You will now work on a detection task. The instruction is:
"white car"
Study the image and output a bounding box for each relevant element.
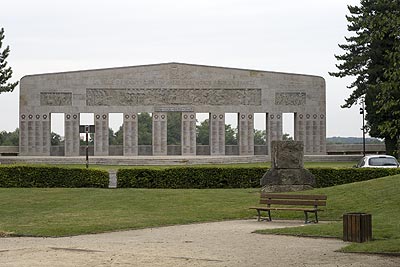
[356,155,400,168]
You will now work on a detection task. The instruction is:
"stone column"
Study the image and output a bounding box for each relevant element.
[152,112,167,156]
[27,114,34,155]
[209,113,225,155]
[271,112,326,156]
[65,113,80,156]
[300,113,326,155]
[266,113,282,155]
[123,113,138,156]
[19,113,29,155]
[294,113,305,152]
[238,113,254,155]
[41,113,51,155]
[304,113,312,154]
[94,113,109,156]
[34,114,42,155]
[181,112,196,156]
[319,114,326,154]
[19,113,51,156]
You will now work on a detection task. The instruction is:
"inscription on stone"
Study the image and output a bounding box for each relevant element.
[275,92,306,106]
[86,88,262,106]
[155,107,194,112]
[40,92,72,106]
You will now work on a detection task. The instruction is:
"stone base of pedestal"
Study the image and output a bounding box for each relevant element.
[261,184,314,193]
[260,168,315,189]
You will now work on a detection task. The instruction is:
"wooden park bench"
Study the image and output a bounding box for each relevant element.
[249,193,327,224]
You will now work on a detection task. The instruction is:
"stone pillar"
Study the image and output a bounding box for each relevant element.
[41,113,51,155]
[294,113,305,151]
[181,112,196,156]
[152,112,167,156]
[238,113,254,155]
[266,113,282,155]
[65,113,80,156]
[94,113,109,156]
[319,114,326,154]
[20,113,51,156]
[123,113,138,156]
[304,114,313,155]
[298,113,327,155]
[19,113,28,156]
[27,114,34,155]
[209,113,225,155]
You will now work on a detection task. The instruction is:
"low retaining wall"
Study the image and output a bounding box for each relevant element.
[0,154,362,166]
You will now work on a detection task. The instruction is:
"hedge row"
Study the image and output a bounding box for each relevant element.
[1,165,399,189]
[117,167,400,189]
[117,167,266,188]
[0,166,109,188]
[310,168,400,188]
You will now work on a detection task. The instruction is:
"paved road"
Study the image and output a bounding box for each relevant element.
[1,220,399,266]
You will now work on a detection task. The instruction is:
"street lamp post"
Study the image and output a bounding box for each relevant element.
[360,101,366,157]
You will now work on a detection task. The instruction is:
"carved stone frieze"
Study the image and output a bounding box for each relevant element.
[40,92,72,106]
[86,88,262,106]
[275,92,306,106]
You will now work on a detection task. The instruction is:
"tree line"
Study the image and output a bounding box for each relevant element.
[330,0,400,157]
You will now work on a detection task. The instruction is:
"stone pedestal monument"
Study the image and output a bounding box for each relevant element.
[260,141,315,192]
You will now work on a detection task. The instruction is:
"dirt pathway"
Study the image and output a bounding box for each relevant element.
[1,220,398,266]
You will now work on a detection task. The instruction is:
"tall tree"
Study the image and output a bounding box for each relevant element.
[51,132,63,146]
[225,124,237,145]
[138,112,152,145]
[196,119,209,145]
[0,128,19,145]
[167,112,181,145]
[254,129,266,145]
[109,126,124,145]
[330,0,400,157]
[0,28,18,94]
[195,119,238,145]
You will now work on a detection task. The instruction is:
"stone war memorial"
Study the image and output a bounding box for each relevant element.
[260,140,316,192]
[19,62,326,158]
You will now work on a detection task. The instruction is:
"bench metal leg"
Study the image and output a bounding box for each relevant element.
[304,211,309,224]
[255,209,272,222]
[304,211,319,224]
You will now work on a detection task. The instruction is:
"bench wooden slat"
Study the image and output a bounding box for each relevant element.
[249,207,324,212]
[261,193,327,200]
[260,199,327,206]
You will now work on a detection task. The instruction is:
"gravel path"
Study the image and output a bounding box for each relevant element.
[1,220,399,266]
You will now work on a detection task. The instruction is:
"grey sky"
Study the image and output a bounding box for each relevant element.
[1,0,363,137]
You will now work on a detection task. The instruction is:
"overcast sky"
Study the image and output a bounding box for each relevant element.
[1,0,364,137]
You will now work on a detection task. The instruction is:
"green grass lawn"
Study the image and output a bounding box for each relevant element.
[255,174,400,254]
[0,188,259,237]
[1,165,398,254]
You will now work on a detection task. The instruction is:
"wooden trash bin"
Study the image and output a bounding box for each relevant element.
[343,213,372,243]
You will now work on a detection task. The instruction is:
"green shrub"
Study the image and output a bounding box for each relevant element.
[117,167,400,189]
[309,168,400,187]
[0,165,109,188]
[117,167,266,188]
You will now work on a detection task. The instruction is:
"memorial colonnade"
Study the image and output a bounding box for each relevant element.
[20,110,285,156]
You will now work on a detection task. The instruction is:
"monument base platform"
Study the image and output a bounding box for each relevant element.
[0,155,362,166]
